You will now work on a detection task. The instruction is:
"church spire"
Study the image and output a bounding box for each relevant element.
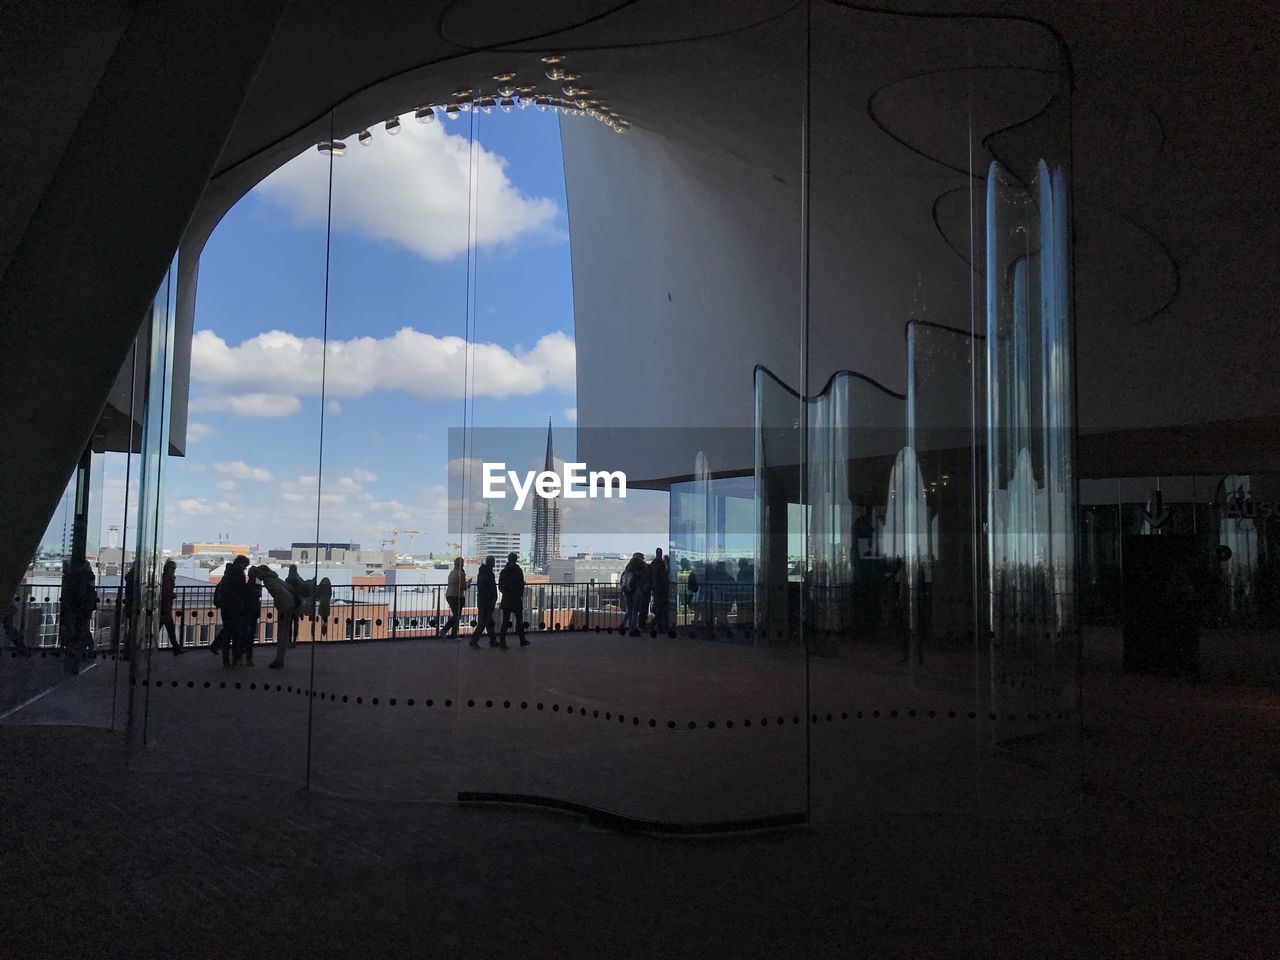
[543,416,555,471]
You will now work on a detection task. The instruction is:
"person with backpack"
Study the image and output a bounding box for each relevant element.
[618,553,650,636]
[210,561,243,666]
[470,555,498,648]
[497,553,529,648]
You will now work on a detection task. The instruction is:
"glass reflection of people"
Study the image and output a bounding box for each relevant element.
[159,559,185,655]
[442,557,469,638]
[4,595,31,656]
[470,556,498,648]
[685,570,700,625]
[122,561,139,659]
[649,548,670,632]
[254,567,296,669]
[497,553,528,648]
[60,559,97,673]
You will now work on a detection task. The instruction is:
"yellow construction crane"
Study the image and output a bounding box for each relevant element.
[367,527,428,562]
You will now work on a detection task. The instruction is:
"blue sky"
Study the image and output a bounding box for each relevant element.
[159,109,666,556]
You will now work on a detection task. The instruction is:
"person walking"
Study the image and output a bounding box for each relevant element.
[497,553,528,648]
[649,548,670,632]
[255,567,296,669]
[159,559,185,655]
[470,556,498,648]
[442,557,469,638]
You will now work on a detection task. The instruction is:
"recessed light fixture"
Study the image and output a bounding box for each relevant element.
[384,117,401,135]
[317,140,347,155]
[357,129,372,145]
[414,105,435,123]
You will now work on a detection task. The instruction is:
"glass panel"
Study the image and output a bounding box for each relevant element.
[807,3,1078,818]
[304,105,467,800]
[451,9,809,827]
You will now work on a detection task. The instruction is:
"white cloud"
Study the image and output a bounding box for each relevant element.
[179,498,214,515]
[256,120,560,262]
[190,392,302,418]
[350,467,377,484]
[564,407,577,422]
[186,422,215,443]
[216,480,236,493]
[214,460,274,482]
[191,328,574,401]
[326,399,343,415]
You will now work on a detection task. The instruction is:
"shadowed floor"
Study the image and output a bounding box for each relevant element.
[1,627,1276,957]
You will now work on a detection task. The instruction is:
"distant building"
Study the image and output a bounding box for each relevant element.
[474,503,521,560]
[546,557,625,585]
[530,419,562,570]
[284,542,392,575]
[182,542,250,559]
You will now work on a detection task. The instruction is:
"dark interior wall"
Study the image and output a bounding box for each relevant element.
[0,0,290,606]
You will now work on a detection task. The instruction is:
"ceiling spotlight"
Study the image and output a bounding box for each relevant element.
[317,140,347,155]
[414,105,435,123]
[535,95,551,111]
[499,96,515,112]
[498,84,516,98]
[516,84,537,94]
[445,103,461,119]
[561,72,579,83]
[540,55,564,64]
[493,72,517,82]
[477,95,496,114]
[384,117,401,135]
[545,67,565,81]
[357,129,372,145]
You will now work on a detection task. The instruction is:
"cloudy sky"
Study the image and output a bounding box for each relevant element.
[143,109,665,557]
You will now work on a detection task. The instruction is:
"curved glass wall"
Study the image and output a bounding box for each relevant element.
[4,1,1087,829]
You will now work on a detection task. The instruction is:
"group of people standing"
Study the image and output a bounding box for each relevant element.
[442,553,531,649]
[618,548,670,635]
[206,558,329,669]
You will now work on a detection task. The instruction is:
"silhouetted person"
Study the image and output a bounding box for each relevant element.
[316,577,332,641]
[649,548,669,632]
[4,595,31,656]
[237,569,261,666]
[470,556,498,648]
[442,557,469,638]
[498,553,528,648]
[159,559,185,655]
[285,564,306,642]
[254,567,296,668]
[211,561,244,666]
[618,553,650,636]
[686,570,700,625]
